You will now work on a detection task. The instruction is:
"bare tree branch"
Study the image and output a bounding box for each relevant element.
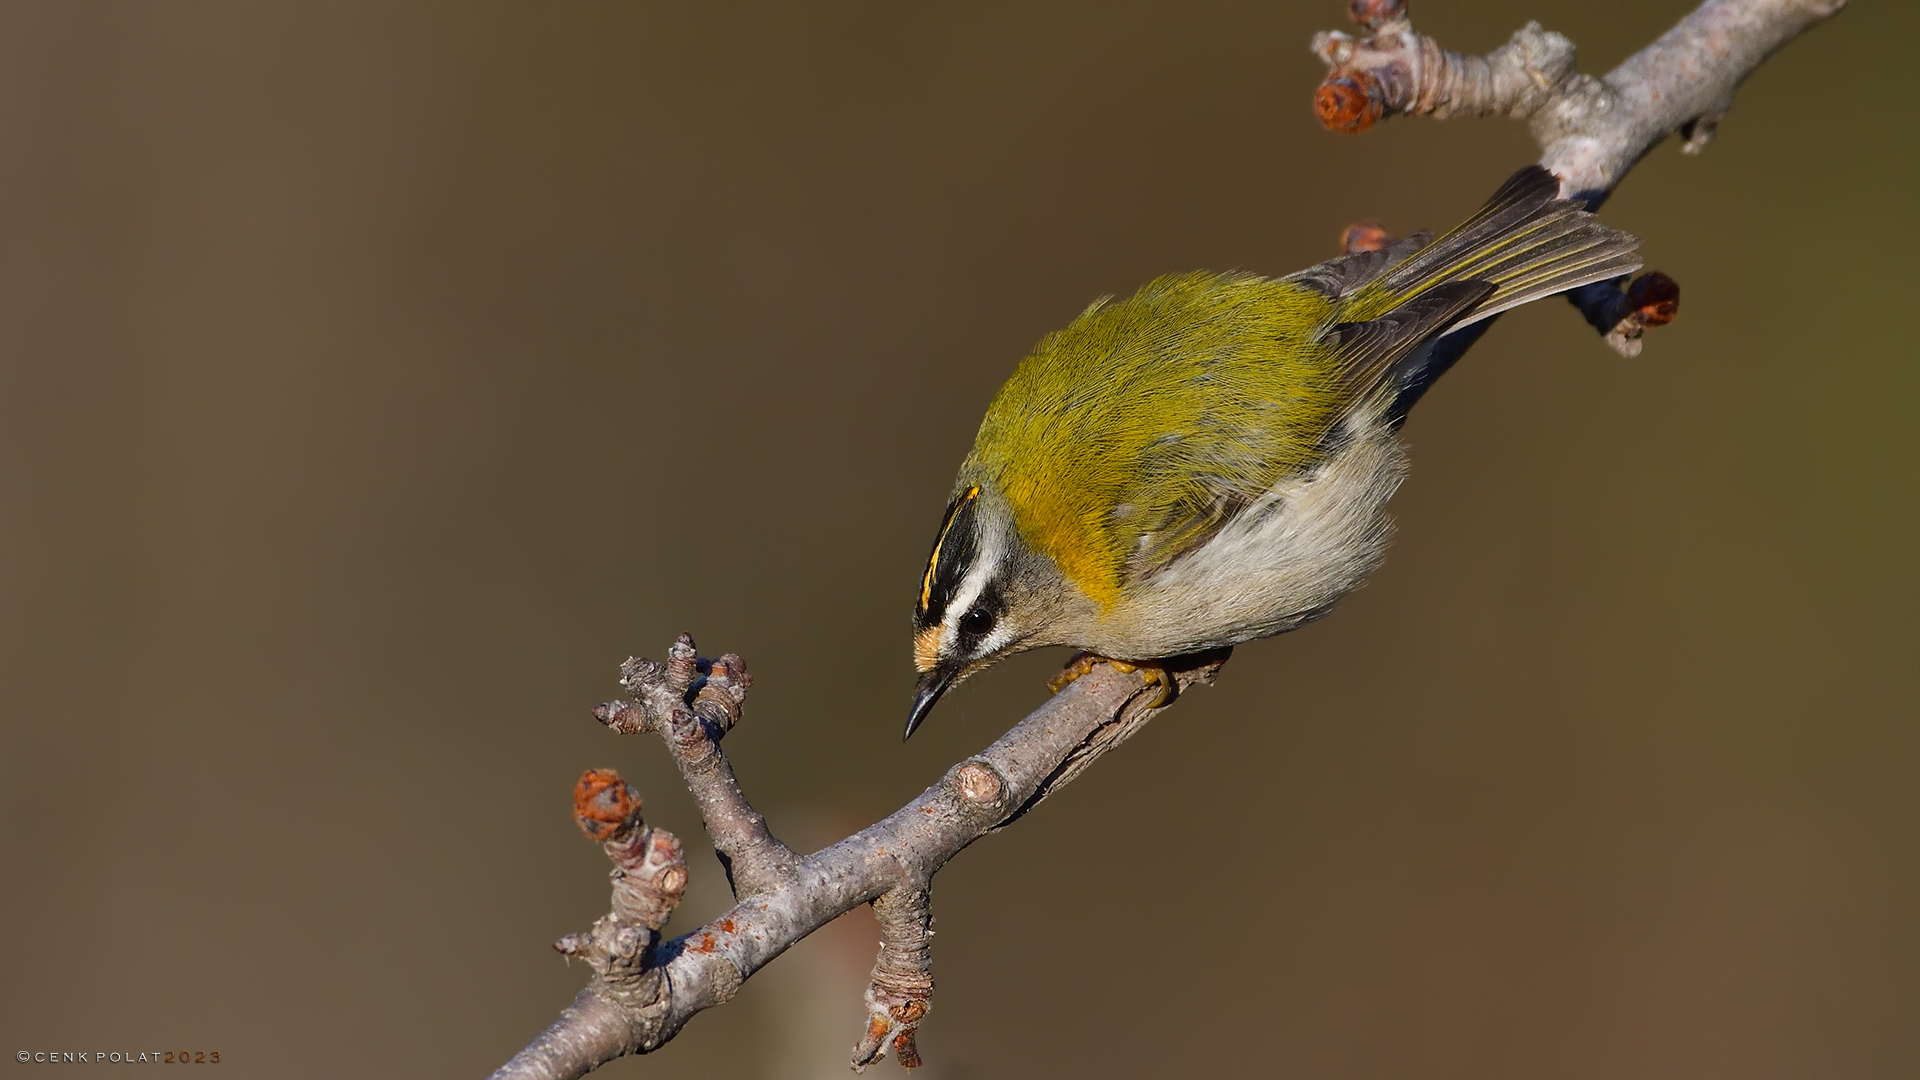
[596,637,799,897]
[1314,0,1843,354]
[491,639,1227,1080]
[505,771,689,1080]
[491,2,1843,1075]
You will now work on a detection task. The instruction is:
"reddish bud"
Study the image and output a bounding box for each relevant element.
[1626,271,1680,327]
[1341,221,1394,253]
[574,768,643,841]
[1315,75,1385,134]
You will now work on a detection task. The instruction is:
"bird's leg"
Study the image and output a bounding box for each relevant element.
[1047,653,1176,708]
[1045,651,1104,692]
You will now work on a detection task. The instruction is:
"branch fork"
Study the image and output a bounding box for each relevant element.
[595,636,798,897]
[492,635,1226,1079]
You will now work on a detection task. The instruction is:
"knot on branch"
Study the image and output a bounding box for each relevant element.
[1313,2,1584,134]
[945,760,1012,823]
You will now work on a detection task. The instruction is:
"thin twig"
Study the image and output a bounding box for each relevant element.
[853,888,935,1070]
[595,635,799,897]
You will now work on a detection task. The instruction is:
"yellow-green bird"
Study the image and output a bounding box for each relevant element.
[904,166,1641,738]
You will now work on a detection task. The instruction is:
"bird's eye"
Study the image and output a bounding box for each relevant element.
[960,607,994,636]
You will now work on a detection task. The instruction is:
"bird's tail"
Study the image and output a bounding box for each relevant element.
[1355,165,1642,327]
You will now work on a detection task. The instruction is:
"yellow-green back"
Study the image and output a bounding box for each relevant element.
[964,271,1345,608]
[957,166,1642,611]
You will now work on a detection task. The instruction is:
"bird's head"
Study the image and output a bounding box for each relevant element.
[905,481,1067,739]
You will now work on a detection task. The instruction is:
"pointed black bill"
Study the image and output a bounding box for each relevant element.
[904,666,958,741]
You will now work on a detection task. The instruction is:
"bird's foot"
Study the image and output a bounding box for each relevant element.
[1047,653,1176,708]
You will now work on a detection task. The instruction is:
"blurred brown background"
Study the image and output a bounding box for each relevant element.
[2,1,1914,1077]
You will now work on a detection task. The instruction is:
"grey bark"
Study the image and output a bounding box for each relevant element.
[1314,0,1842,354]
[492,641,1223,1078]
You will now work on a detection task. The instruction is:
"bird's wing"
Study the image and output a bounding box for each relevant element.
[1120,279,1491,580]
[974,272,1343,606]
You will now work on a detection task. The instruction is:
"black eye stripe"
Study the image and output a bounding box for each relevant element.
[917,488,980,629]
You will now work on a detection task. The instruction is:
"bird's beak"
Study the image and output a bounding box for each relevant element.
[904,664,959,741]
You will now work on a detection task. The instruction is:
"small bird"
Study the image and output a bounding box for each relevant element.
[906,166,1640,738]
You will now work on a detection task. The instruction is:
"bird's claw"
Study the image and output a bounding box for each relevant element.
[1048,652,1175,707]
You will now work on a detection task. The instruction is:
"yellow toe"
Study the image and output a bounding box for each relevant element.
[1048,654,1175,707]
[1046,652,1103,694]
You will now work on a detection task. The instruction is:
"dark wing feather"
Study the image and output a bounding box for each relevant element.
[1369,165,1639,326]
[1328,279,1495,394]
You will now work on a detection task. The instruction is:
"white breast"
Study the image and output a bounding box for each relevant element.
[1078,405,1407,659]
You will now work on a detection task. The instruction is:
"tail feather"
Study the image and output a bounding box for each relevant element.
[1362,165,1641,327]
